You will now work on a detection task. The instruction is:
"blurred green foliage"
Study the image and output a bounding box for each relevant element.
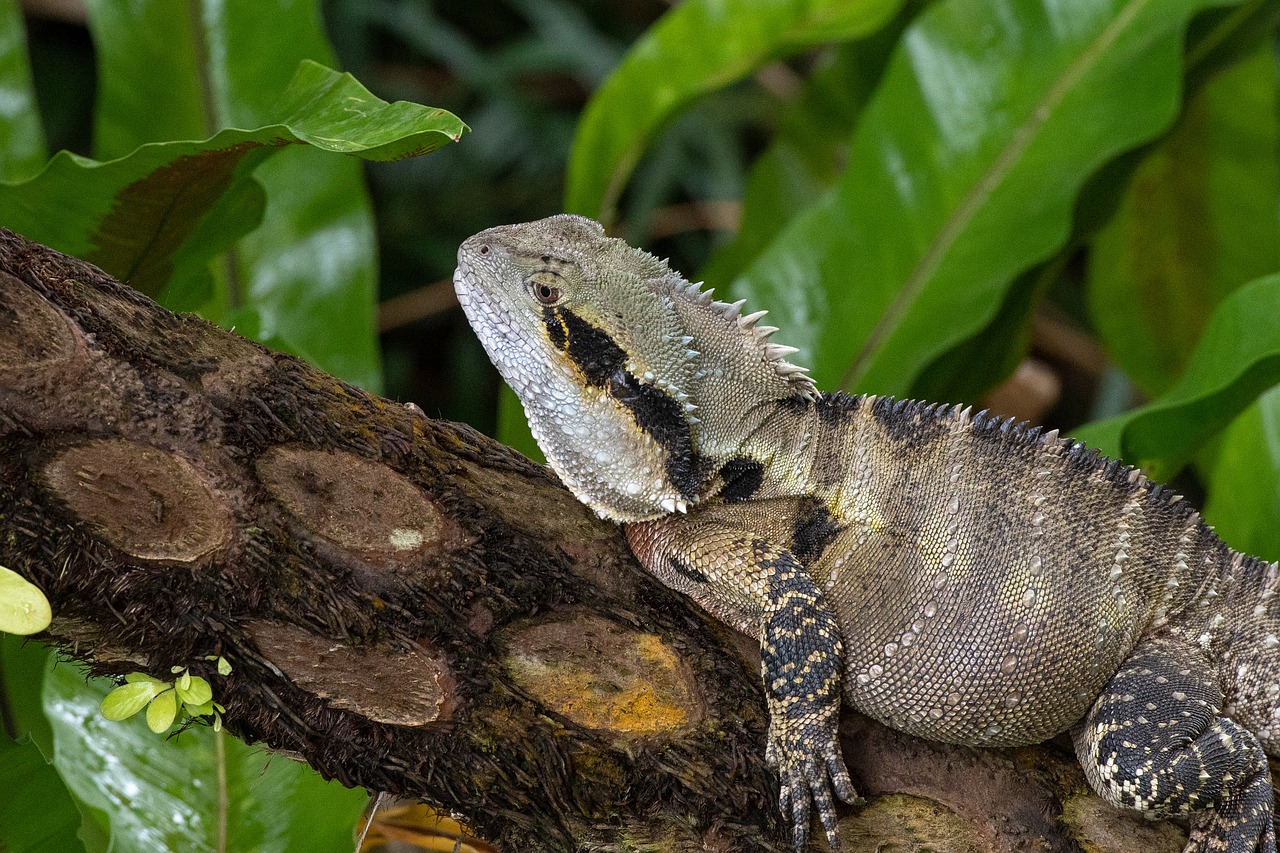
[2,0,1280,849]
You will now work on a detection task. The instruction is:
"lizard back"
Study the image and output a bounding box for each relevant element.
[767,394,1232,746]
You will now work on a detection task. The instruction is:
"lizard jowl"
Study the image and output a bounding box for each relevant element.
[455,213,1280,853]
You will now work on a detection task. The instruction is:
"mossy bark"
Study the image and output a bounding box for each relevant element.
[0,227,1187,852]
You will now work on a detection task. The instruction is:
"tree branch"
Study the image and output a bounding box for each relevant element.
[0,228,1184,852]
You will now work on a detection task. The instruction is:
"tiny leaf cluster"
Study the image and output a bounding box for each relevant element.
[100,656,233,734]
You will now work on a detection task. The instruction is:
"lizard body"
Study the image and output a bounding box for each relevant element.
[455,214,1280,852]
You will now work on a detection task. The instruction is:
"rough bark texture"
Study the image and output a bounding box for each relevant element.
[0,227,1190,852]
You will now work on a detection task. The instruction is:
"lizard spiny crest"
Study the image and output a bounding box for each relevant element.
[454,214,813,522]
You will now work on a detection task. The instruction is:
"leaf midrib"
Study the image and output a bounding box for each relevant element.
[839,0,1152,390]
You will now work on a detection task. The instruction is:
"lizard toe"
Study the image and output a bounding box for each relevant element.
[822,738,857,804]
[784,766,811,851]
[806,756,842,848]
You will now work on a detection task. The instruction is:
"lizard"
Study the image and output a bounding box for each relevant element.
[453,213,1280,852]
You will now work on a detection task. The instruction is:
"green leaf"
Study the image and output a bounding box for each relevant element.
[1205,387,1280,562]
[274,61,465,158]
[0,0,46,181]
[0,565,52,636]
[145,689,178,734]
[125,672,165,685]
[0,634,55,752]
[699,30,903,288]
[1086,45,1280,396]
[185,701,215,718]
[0,736,85,853]
[0,61,465,311]
[734,0,1245,396]
[70,0,467,390]
[100,681,169,721]
[1073,273,1280,480]
[46,664,368,853]
[565,0,904,221]
[175,675,213,708]
[216,656,232,676]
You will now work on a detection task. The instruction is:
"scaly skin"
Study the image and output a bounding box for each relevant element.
[454,214,1280,852]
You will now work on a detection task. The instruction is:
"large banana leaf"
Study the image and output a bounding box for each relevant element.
[1086,46,1280,397]
[732,0,1245,395]
[564,0,904,222]
[1075,273,1280,482]
[41,662,368,853]
[0,0,44,182]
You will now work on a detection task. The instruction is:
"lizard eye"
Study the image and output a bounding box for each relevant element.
[528,273,564,305]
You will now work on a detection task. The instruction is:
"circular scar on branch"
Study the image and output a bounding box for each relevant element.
[501,611,704,736]
[256,447,444,556]
[42,440,232,562]
[0,271,77,374]
[248,621,456,725]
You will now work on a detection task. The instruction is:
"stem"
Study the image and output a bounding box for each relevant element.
[215,726,228,853]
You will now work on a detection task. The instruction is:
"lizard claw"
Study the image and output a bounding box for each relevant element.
[768,714,857,850]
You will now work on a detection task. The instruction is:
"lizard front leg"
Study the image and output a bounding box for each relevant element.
[627,516,856,850]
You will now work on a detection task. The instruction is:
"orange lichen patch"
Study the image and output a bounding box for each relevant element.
[0,271,77,374]
[501,611,703,736]
[42,440,231,561]
[248,621,456,726]
[256,447,444,556]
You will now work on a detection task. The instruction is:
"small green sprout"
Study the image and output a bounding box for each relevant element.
[101,657,232,734]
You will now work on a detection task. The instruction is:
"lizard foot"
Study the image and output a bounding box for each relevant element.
[756,549,856,850]
[767,710,857,850]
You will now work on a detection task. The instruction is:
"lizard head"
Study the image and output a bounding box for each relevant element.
[455,214,815,522]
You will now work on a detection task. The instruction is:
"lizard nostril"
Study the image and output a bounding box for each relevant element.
[479,245,490,254]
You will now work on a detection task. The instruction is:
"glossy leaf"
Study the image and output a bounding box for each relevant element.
[100,681,169,721]
[145,690,178,734]
[1205,387,1280,562]
[699,34,901,288]
[0,564,52,635]
[1073,273,1280,481]
[565,0,904,222]
[734,0,1244,396]
[1087,46,1280,396]
[0,736,85,853]
[46,663,368,853]
[0,633,55,752]
[82,0,468,391]
[0,0,46,181]
[175,675,213,707]
[0,60,464,316]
